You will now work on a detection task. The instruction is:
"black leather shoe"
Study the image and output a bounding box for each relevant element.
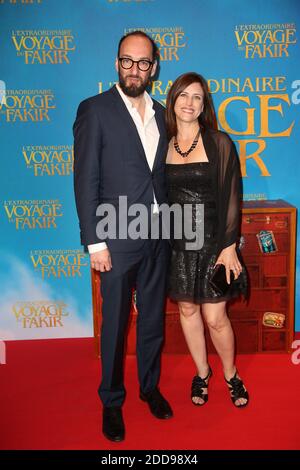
[102,406,125,442]
[140,387,173,419]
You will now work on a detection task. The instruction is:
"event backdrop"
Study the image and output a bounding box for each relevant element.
[0,0,299,340]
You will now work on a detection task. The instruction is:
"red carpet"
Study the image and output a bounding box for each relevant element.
[0,338,300,450]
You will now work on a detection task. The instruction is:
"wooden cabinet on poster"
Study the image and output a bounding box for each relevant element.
[91,199,297,356]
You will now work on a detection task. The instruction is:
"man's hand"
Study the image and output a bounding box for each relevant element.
[90,249,112,272]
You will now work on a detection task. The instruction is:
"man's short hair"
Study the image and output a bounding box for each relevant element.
[118,31,158,62]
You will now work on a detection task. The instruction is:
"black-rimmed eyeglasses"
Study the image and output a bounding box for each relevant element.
[118,57,153,72]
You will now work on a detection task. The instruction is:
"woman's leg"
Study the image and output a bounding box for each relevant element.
[201,301,247,406]
[178,301,210,404]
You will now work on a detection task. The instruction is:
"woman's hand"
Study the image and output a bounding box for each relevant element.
[215,243,242,284]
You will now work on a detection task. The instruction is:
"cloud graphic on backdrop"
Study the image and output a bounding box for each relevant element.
[0,253,92,340]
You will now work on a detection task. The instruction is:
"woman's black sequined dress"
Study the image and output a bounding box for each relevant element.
[166,162,247,303]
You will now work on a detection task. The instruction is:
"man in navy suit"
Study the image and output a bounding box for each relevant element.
[73,31,172,442]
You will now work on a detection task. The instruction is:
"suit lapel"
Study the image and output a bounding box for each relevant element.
[152,102,165,172]
[110,86,151,173]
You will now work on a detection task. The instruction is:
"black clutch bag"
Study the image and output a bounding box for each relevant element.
[209,264,234,296]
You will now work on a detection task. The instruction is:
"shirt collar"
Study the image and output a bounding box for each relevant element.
[116,83,154,112]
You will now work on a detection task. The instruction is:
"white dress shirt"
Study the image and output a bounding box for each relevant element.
[88,84,160,254]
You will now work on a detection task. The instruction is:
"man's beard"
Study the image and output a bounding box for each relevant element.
[119,72,150,98]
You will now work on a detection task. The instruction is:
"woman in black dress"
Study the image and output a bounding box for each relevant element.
[165,72,249,407]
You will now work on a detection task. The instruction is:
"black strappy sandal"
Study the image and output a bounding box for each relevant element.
[225,370,249,408]
[191,366,212,406]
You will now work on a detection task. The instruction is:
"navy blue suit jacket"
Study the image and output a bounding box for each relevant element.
[73,85,169,252]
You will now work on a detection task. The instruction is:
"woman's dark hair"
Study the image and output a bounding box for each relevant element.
[118,31,159,62]
[166,72,217,139]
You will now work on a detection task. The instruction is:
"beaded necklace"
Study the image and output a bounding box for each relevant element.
[173,128,201,158]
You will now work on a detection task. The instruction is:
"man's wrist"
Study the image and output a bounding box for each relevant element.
[88,242,108,254]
